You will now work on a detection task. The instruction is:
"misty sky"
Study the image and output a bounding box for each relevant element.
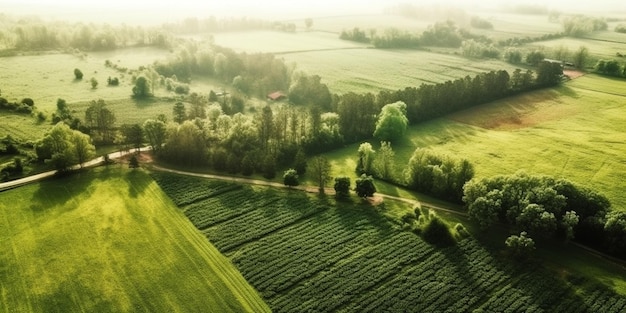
[3,0,624,24]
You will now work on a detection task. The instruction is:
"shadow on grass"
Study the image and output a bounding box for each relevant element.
[30,169,96,213]
[126,169,150,198]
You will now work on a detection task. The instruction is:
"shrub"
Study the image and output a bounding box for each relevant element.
[74,68,83,80]
[422,217,456,246]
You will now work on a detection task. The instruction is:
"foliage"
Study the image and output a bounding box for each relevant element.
[340,27,370,43]
[34,122,95,171]
[595,59,625,77]
[288,74,332,110]
[173,102,187,124]
[562,15,608,37]
[420,20,463,48]
[74,68,83,80]
[572,46,589,69]
[337,92,378,143]
[526,50,545,66]
[505,231,535,258]
[373,101,408,142]
[371,141,395,181]
[355,174,376,198]
[421,216,456,247]
[128,154,139,168]
[143,119,167,153]
[356,142,375,175]
[372,28,420,48]
[460,39,500,59]
[616,24,626,34]
[404,148,474,202]
[293,149,307,175]
[470,16,493,29]
[308,156,331,194]
[536,60,563,86]
[119,124,143,151]
[0,96,35,114]
[283,169,299,187]
[85,99,116,144]
[90,77,98,89]
[161,121,207,166]
[333,176,351,199]
[132,75,152,98]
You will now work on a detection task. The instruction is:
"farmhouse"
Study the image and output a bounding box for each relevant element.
[267,91,286,101]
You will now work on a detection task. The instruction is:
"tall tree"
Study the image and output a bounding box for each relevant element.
[121,124,144,152]
[573,46,589,69]
[143,119,167,153]
[173,102,187,124]
[85,99,116,144]
[373,101,408,142]
[308,156,332,195]
[132,75,152,98]
[372,141,395,180]
[35,122,95,171]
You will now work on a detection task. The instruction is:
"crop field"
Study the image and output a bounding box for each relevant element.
[306,14,432,34]
[282,49,523,94]
[0,167,269,312]
[527,37,626,61]
[153,171,626,313]
[470,13,563,41]
[212,30,368,54]
[0,47,171,110]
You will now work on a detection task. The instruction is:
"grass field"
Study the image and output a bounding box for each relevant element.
[153,172,626,312]
[282,48,524,94]
[526,36,626,62]
[325,74,626,211]
[0,47,171,110]
[470,12,563,41]
[304,14,432,34]
[0,167,269,312]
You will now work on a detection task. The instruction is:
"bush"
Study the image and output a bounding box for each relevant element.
[422,217,456,247]
[74,68,83,80]
[616,24,626,34]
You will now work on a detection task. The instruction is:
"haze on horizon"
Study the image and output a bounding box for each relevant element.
[3,0,624,25]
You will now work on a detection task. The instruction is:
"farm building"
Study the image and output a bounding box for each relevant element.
[267,91,286,101]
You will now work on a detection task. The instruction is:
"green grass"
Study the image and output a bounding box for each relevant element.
[526,36,626,61]
[281,48,524,94]
[304,14,432,34]
[0,167,269,313]
[471,13,563,41]
[153,172,626,312]
[212,30,368,53]
[324,74,626,211]
[0,47,172,111]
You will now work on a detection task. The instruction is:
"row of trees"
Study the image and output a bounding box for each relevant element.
[595,59,626,77]
[463,171,626,258]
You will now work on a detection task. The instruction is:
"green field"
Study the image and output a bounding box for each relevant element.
[0,47,172,109]
[305,14,432,34]
[281,49,523,94]
[153,172,626,312]
[471,13,563,41]
[0,167,269,312]
[527,36,626,61]
[326,74,626,210]
[212,30,368,53]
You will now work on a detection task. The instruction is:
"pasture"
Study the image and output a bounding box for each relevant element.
[0,167,269,313]
[470,12,563,41]
[327,74,626,211]
[153,172,626,313]
[0,47,172,110]
[281,49,523,94]
[526,36,626,61]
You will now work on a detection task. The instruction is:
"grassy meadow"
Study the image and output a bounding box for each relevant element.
[325,74,626,210]
[212,30,368,53]
[282,49,523,94]
[0,167,269,313]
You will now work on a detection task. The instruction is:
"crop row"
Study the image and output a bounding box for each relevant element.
[184,190,282,229]
[150,173,241,206]
[203,200,325,252]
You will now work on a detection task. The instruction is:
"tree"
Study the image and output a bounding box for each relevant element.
[85,99,116,143]
[288,74,332,109]
[516,204,557,236]
[143,119,167,153]
[161,121,208,166]
[132,75,152,98]
[74,68,83,80]
[372,141,395,180]
[283,169,299,187]
[422,217,455,247]
[356,142,375,174]
[373,101,408,142]
[121,124,143,152]
[293,148,307,175]
[561,211,580,241]
[572,46,589,69]
[526,50,545,66]
[468,191,502,230]
[355,174,376,198]
[308,156,331,195]
[305,18,313,30]
[90,77,98,89]
[173,102,187,124]
[35,122,95,171]
[536,61,563,86]
[334,176,351,199]
[505,231,535,259]
[129,154,139,168]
